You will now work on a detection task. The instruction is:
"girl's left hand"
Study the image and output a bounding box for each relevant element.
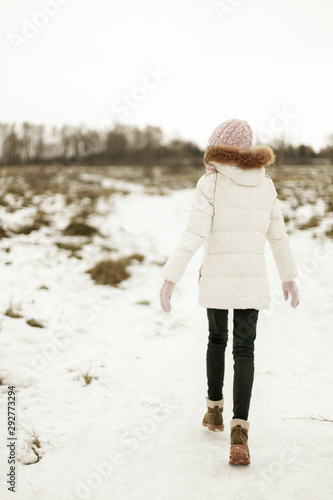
[160,280,176,313]
[282,280,300,308]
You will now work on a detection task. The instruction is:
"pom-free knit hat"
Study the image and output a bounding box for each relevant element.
[208,119,253,148]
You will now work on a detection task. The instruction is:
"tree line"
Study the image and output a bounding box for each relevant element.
[0,122,202,168]
[0,122,332,167]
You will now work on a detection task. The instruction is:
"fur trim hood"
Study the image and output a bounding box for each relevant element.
[203,145,275,170]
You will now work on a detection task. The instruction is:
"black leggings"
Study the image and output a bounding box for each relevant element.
[206,308,259,421]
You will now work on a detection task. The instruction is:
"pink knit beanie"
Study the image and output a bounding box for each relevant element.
[208,119,253,148]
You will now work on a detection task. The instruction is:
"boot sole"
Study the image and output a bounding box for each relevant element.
[229,445,250,465]
[202,421,224,432]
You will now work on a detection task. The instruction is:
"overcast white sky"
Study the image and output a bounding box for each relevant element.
[1,0,332,150]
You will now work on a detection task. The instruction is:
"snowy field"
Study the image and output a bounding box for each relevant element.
[0,165,332,500]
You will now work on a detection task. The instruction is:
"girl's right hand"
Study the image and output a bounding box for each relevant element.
[159,280,176,313]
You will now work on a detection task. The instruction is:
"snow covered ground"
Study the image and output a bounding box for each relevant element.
[0,170,332,500]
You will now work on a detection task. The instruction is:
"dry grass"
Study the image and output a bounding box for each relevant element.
[64,183,129,206]
[81,369,98,386]
[102,187,130,197]
[325,226,333,238]
[62,220,99,236]
[22,168,69,196]
[13,210,51,235]
[2,165,333,259]
[0,196,10,206]
[297,215,321,230]
[87,253,145,286]
[73,207,96,220]
[2,163,333,199]
[6,183,26,197]
[27,429,41,448]
[21,195,33,208]
[100,244,118,252]
[26,318,45,328]
[127,253,145,263]
[12,223,38,235]
[34,210,51,226]
[5,303,23,319]
[152,260,166,266]
[87,258,131,285]
[145,188,167,196]
[65,193,76,205]
[76,187,101,202]
[0,226,8,239]
[6,206,17,213]
[326,199,333,213]
[56,241,83,257]
[22,428,42,463]
[13,221,47,235]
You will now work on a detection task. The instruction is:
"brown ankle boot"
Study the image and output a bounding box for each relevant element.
[229,419,250,465]
[202,397,224,431]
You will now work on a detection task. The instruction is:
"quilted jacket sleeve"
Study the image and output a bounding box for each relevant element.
[161,173,216,284]
[266,180,298,281]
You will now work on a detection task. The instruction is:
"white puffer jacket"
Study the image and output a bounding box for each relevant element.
[162,145,298,310]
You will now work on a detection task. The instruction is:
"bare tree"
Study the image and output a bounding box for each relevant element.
[0,123,9,164]
[106,130,128,159]
[22,122,33,163]
[60,124,72,159]
[2,125,22,165]
[35,124,45,162]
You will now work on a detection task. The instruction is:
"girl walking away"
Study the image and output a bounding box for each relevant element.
[159,119,299,465]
